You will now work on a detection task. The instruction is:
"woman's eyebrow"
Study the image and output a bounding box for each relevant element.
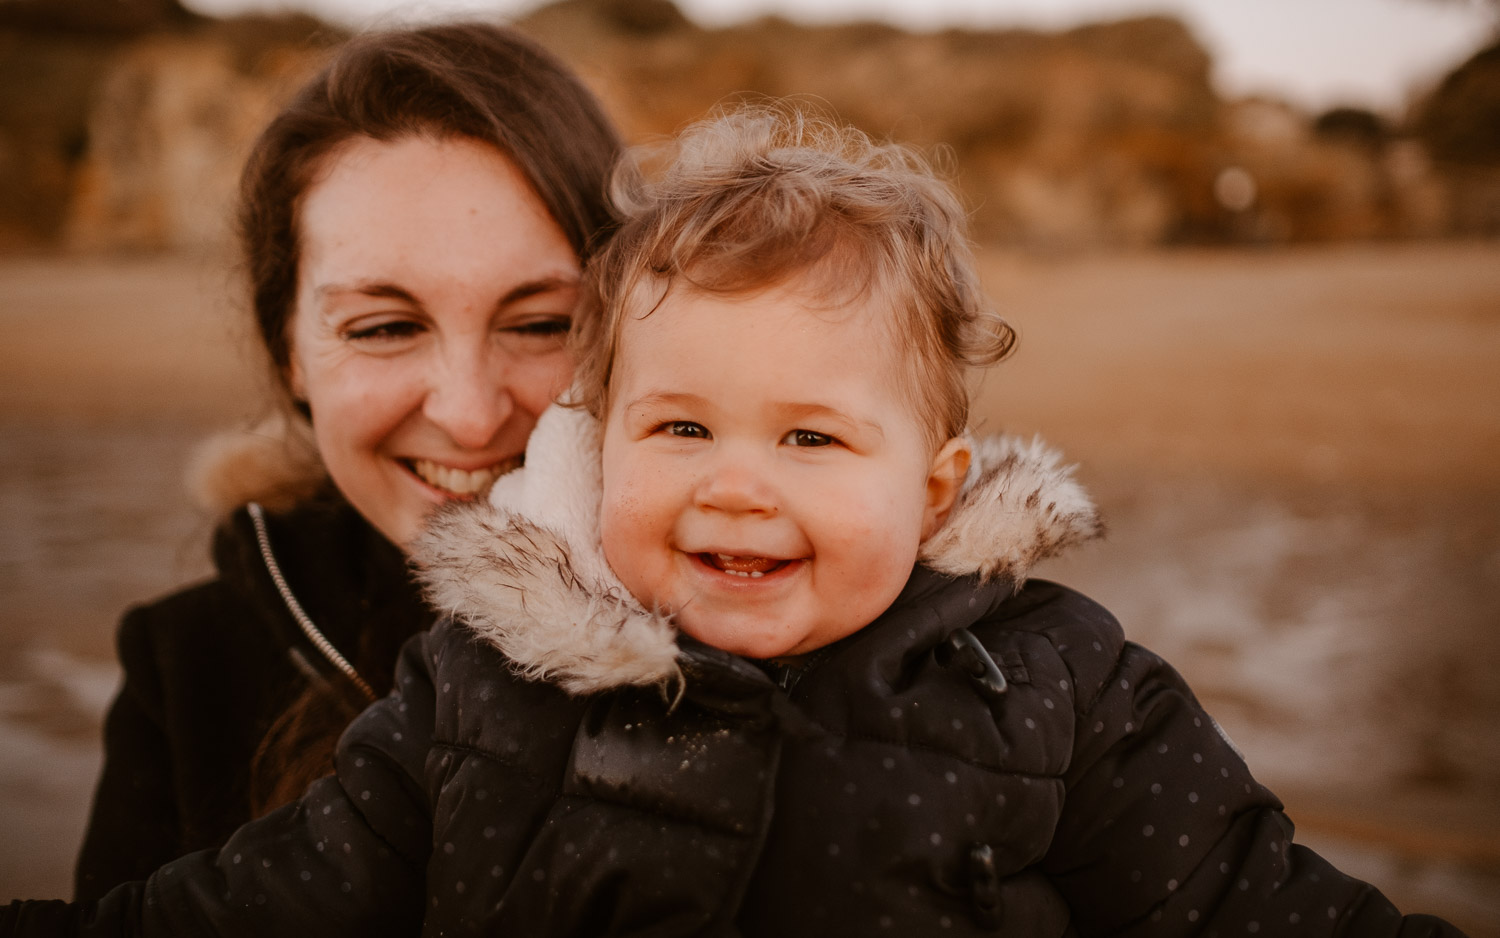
[497,275,579,307]
[312,275,578,308]
[313,281,419,304]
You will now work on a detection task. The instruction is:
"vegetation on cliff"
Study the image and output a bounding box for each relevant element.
[0,0,1494,252]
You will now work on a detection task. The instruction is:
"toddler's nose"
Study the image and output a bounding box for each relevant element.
[693,458,779,517]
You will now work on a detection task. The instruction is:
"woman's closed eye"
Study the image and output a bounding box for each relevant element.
[501,315,571,339]
[343,318,424,343]
[497,314,572,354]
[782,428,835,447]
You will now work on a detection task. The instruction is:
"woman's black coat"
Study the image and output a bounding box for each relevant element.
[73,497,431,899]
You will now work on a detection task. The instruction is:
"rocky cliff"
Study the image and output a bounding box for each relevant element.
[0,0,1489,252]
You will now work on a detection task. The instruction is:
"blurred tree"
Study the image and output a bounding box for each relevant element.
[1313,106,1390,153]
[1413,39,1500,165]
[593,0,693,35]
[1410,37,1500,234]
[0,0,198,34]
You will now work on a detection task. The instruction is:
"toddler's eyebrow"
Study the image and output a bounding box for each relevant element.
[776,402,885,443]
[623,390,701,412]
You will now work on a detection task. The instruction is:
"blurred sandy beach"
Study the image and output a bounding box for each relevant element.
[1,242,1497,932]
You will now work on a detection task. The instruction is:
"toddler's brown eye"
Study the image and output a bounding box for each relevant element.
[668,421,710,439]
[786,429,832,447]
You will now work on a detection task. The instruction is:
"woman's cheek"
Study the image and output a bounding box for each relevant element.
[509,349,575,419]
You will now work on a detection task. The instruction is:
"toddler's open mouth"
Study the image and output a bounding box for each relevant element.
[699,552,793,578]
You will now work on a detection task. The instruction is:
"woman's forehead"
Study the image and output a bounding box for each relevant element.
[295,135,577,302]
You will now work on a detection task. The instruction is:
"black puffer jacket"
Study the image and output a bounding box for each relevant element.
[11,406,1462,936]
[72,496,432,899]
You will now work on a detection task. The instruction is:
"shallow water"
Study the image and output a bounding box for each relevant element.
[0,417,218,896]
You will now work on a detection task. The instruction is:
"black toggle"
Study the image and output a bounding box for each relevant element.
[937,629,1009,698]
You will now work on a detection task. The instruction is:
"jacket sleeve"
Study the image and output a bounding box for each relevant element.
[1042,641,1466,937]
[4,632,440,937]
[73,605,188,900]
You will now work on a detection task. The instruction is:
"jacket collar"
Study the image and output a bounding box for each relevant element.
[412,404,1101,695]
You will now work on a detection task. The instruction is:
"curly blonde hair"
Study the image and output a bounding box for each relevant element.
[570,104,1015,447]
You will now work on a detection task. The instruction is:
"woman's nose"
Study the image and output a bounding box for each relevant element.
[693,454,779,516]
[422,351,515,450]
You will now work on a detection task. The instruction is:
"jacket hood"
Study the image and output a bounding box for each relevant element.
[187,413,330,516]
[411,404,1101,695]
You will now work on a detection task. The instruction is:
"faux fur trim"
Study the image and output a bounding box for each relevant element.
[411,404,1101,694]
[413,404,680,695]
[416,507,681,694]
[186,414,328,516]
[918,435,1104,582]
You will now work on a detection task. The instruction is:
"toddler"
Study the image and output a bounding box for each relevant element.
[2,107,1464,936]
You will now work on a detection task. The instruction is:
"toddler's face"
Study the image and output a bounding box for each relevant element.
[599,277,968,659]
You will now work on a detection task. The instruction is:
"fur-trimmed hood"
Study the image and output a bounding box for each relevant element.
[411,404,1101,695]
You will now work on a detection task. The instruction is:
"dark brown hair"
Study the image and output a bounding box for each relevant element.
[240,21,623,813]
[239,20,623,399]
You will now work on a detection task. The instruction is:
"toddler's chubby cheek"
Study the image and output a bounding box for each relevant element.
[599,500,666,605]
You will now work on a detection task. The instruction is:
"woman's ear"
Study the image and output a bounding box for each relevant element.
[921,436,971,540]
[287,352,307,403]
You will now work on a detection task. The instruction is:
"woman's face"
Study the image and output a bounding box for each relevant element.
[289,134,578,548]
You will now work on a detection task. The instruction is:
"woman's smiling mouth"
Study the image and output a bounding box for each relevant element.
[407,456,523,497]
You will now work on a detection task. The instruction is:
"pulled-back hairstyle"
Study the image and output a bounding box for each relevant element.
[240,21,623,398]
[230,22,622,816]
[571,104,1014,446]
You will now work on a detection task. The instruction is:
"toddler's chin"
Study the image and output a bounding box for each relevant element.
[677,618,804,661]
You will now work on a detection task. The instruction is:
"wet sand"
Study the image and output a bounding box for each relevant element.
[1,243,1497,932]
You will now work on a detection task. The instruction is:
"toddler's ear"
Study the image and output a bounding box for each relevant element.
[921,436,971,541]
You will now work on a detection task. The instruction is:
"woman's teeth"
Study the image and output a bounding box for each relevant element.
[410,457,519,496]
[704,553,787,577]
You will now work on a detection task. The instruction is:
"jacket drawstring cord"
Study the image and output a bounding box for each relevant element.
[248,502,378,703]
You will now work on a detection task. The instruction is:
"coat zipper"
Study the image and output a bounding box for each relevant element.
[247,502,377,703]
